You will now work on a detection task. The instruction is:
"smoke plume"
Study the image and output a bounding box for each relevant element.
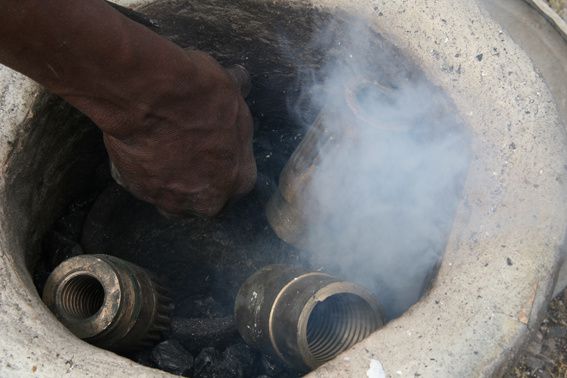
[288,17,470,318]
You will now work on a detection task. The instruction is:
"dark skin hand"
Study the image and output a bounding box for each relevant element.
[0,0,257,216]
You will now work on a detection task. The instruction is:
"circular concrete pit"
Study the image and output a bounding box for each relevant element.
[0,0,566,376]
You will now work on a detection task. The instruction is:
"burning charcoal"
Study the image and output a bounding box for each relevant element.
[170,317,237,353]
[54,212,85,240]
[151,340,194,376]
[193,347,222,378]
[174,296,226,319]
[209,223,234,248]
[32,259,51,295]
[54,211,88,240]
[135,349,154,368]
[260,354,301,378]
[260,354,286,377]
[254,172,277,205]
[194,345,255,378]
[94,161,113,190]
[223,343,258,377]
[43,231,83,269]
[192,296,226,319]
[54,194,97,241]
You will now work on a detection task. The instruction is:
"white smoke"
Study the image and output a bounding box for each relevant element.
[288,17,470,318]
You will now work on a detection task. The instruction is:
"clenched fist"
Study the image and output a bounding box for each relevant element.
[0,0,257,216]
[102,55,257,216]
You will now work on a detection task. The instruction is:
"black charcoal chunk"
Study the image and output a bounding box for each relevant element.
[43,231,83,269]
[170,317,237,353]
[223,343,258,377]
[193,344,257,378]
[54,194,97,241]
[260,354,286,376]
[175,296,226,319]
[194,347,222,378]
[151,340,194,376]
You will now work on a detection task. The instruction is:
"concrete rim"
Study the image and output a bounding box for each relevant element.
[0,0,566,377]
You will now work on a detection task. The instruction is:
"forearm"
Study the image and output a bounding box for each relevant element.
[0,0,197,137]
[0,0,256,216]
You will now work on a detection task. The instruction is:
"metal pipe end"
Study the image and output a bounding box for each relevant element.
[42,254,171,352]
[235,265,384,371]
[299,282,384,368]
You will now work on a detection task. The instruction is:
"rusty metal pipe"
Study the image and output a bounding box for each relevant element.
[234,265,384,371]
[42,254,171,352]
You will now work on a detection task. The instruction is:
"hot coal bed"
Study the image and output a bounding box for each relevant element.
[31,1,469,377]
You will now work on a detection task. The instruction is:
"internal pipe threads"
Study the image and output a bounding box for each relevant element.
[58,274,105,319]
[42,254,171,352]
[234,265,384,371]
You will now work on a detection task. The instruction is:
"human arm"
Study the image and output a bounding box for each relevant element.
[0,0,257,216]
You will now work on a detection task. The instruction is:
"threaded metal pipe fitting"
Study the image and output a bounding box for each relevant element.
[42,254,171,352]
[235,265,384,371]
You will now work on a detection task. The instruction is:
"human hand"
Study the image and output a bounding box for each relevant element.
[103,54,257,217]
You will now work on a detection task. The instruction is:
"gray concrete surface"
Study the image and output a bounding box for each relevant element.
[0,0,566,377]
[480,0,567,133]
[479,0,567,298]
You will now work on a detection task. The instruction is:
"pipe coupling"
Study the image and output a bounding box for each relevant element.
[42,254,171,352]
[235,265,384,371]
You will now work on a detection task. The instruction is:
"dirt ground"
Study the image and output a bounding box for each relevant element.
[505,287,567,377]
[548,0,567,18]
